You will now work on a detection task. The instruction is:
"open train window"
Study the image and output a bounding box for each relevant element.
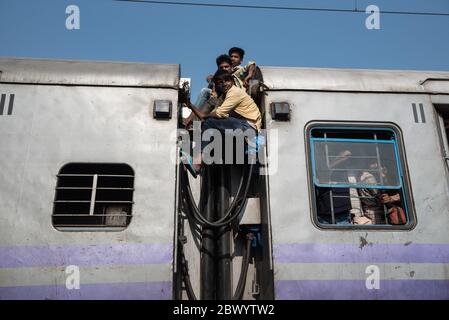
[52,163,134,231]
[434,104,449,171]
[306,124,415,230]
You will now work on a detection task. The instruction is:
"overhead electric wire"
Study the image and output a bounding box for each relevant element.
[113,0,449,17]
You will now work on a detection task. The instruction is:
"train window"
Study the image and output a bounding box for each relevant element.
[434,104,449,170]
[52,163,134,231]
[306,124,415,230]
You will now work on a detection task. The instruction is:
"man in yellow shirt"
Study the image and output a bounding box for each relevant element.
[187,70,262,175]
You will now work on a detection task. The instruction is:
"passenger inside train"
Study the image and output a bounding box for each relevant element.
[316,148,406,226]
[356,162,389,225]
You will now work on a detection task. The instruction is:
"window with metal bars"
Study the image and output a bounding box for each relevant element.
[307,124,415,229]
[52,163,134,231]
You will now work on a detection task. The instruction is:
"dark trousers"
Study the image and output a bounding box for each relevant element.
[200,117,255,152]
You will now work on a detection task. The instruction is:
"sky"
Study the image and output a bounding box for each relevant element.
[0,0,448,96]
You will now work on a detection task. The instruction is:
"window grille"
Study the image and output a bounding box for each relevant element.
[52,163,134,231]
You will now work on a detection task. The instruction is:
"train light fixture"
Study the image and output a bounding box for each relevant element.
[270,102,291,121]
[153,100,172,119]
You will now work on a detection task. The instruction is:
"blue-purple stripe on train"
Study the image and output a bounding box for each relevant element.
[0,282,172,300]
[273,243,449,300]
[275,280,449,300]
[2,243,449,299]
[0,243,173,300]
[273,243,449,263]
[0,243,173,268]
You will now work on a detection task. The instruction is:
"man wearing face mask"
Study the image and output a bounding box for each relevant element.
[185,70,262,175]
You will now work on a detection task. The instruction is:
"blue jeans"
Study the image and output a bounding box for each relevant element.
[195,88,212,111]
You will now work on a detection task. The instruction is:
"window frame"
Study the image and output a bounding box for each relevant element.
[433,104,449,174]
[305,122,416,231]
[52,162,135,232]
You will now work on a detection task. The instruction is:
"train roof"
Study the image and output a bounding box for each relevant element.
[0,57,179,89]
[261,66,449,94]
[1,58,449,94]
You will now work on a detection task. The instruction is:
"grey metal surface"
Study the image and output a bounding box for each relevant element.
[0,84,178,246]
[264,90,449,297]
[0,58,179,298]
[266,90,449,245]
[0,58,179,88]
[261,70,449,298]
[261,66,449,94]
[266,92,449,298]
[0,74,178,299]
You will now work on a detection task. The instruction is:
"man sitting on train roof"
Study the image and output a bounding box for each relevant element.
[196,47,257,111]
[184,54,250,128]
[194,54,244,113]
[228,47,257,89]
[186,70,262,176]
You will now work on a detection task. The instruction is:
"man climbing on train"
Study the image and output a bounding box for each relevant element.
[194,54,244,113]
[194,47,257,112]
[183,54,250,127]
[183,70,262,177]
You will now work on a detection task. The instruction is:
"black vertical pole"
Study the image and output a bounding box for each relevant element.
[216,165,232,300]
[201,165,216,300]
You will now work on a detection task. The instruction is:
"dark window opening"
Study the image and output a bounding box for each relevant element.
[307,125,414,229]
[435,104,449,143]
[435,104,449,176]
[52,163,134,231]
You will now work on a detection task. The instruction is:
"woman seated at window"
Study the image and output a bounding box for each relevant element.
[355,164,401,225]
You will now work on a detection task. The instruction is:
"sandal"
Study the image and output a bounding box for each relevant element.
[180,151,200,179]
